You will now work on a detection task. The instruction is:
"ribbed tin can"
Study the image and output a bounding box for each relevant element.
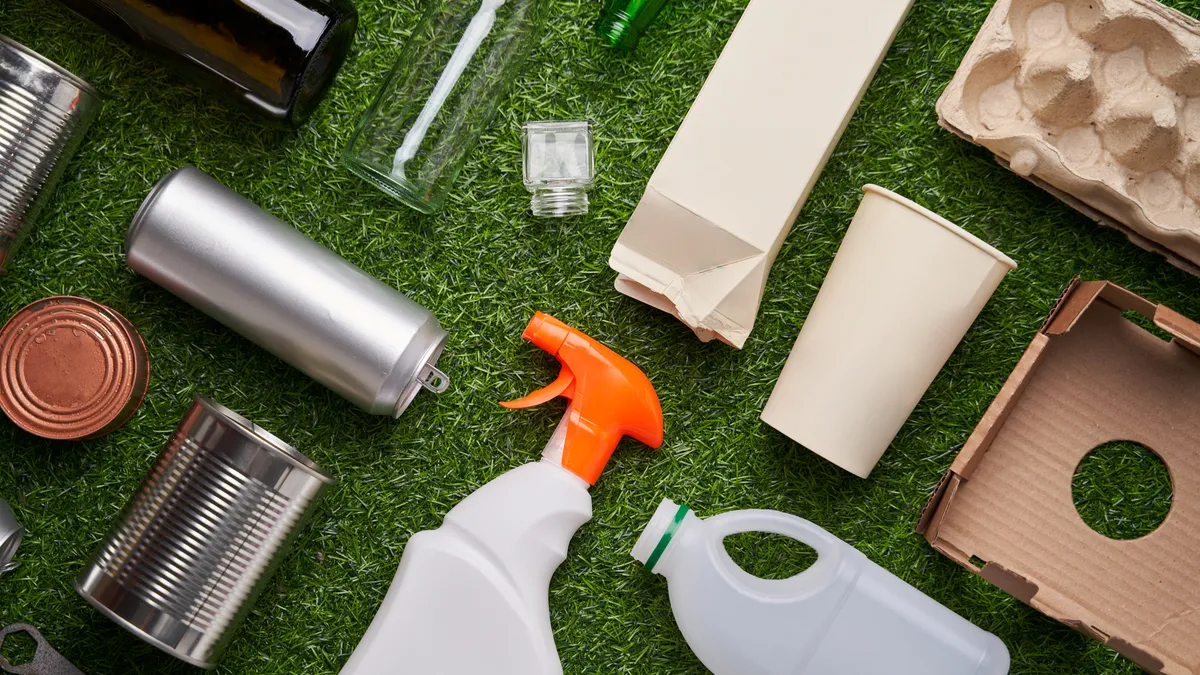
[0,296,149,440]
[0,35,101,270]
[125,166,449,417]
[75,396,333,669]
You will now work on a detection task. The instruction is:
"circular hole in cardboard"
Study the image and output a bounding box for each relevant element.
[723,532,818,580]
[1073,440,1173,540]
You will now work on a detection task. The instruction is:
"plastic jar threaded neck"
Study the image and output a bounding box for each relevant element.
[531,187,589,217]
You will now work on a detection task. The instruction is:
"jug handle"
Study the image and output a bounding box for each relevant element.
[704,510,846,597]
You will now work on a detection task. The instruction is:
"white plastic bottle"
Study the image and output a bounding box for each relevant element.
[340,313,664,675]
[633,499,1010,675]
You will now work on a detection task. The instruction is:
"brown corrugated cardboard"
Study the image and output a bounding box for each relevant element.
[919,279,1200,675]
[608,0,916,348]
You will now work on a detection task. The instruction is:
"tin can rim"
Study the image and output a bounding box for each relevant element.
[74,574,216,669]
[0,296,150,440]
[195,396,334,484]
[0,34,100,99]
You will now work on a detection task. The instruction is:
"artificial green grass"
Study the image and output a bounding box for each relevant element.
[0,0,1196,672]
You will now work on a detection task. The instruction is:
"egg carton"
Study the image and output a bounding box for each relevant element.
[938,0,1200,274]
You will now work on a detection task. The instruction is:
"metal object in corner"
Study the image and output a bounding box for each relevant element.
[0,35,101,271]
[75,396,334,669]
[0,624,85,674]
[0,498,21,574]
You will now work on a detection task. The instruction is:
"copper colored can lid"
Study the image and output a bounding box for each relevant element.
[0,296,150,440]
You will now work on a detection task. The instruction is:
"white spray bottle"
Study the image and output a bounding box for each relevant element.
[340,312,664,675]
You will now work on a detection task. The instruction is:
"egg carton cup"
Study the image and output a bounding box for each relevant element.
[938,0,1200,274]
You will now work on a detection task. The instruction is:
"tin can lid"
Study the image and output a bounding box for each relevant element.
[0,296,150,440]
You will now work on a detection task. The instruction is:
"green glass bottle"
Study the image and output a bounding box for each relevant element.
[595,0,670,51]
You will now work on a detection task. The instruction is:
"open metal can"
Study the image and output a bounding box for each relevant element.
[76,396,333,668]
[0,35,101,270]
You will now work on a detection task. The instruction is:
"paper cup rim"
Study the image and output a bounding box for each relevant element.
[862,185,1017,270]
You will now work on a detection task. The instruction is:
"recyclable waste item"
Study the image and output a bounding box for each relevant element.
[522,120,594,217]
[0,35,101,272]
[920,279,1200,674]
[0,296,149,441]
[634,499,1011,675]
[339,312,663,675]
[54,0,356,125]
[0,624,85,675]
[761,185,1016,478]
[0,498,21,575]
[344,0,550,213]
[937,0,1200,274]
[76,396,333,669]
[608,0,915,348]
[596,0,670,50]
[125,167,449,417]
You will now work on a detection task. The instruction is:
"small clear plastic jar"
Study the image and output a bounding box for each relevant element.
[522,120,595,217]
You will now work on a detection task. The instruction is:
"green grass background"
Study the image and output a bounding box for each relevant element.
[0,0,1196,672]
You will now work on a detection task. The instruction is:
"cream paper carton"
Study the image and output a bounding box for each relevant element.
[608,0,916,348]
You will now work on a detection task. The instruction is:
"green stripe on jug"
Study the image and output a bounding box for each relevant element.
[645,503,690,572]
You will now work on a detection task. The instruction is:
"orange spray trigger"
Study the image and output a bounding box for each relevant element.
[499,367,575,409]
[500,312,663,485]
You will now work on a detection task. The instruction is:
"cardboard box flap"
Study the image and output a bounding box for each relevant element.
[1037,275,1083,333]
[920,280,1200,675]
[1042,279,1156,334]
[1155,305,1200,356]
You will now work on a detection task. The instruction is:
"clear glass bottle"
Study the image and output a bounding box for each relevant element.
[345,0,549,214]
[522,120,594,217]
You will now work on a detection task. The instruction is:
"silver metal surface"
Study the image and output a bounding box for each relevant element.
[125,166,449,417]
[0,35,100,271]
[75,396,333,669]
[0,498,22,574]
[0,624,85,675]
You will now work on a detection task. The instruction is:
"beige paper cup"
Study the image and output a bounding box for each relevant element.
[761,185,1016,478]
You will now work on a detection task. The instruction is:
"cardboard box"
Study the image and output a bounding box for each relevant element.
[918,279,1200,675]
[607,0,915,348]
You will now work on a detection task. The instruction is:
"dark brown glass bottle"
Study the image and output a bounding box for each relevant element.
[55,0,357,125]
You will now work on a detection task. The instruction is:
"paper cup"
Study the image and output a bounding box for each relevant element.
[761,185,1016,478]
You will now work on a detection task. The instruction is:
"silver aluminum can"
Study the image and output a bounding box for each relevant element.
[76,396,333,669]
[125,166,449,417]
[0,497,22,574]
[0,35,101,270]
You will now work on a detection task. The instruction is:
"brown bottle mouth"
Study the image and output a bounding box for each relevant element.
[0,296,149,440]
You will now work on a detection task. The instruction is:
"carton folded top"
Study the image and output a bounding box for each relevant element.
[919,280,1200,675]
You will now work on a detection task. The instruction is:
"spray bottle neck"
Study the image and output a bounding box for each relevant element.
[541,409,590,489]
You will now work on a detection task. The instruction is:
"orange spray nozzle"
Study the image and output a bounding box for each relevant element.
[501,312,663,485]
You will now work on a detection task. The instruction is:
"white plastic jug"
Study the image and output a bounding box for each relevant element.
[632,499,1010,675]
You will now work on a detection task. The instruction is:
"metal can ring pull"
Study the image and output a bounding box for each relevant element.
[0,624,85,675]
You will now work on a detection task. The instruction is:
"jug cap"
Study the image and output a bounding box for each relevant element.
[633,498,691,572]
